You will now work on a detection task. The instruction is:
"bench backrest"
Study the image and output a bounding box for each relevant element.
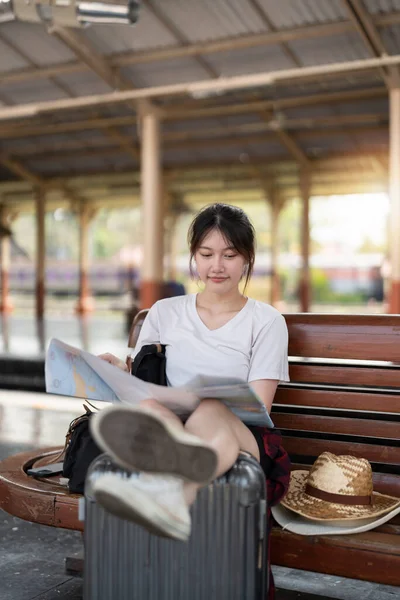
[276,314,400,499]
[128,311,400,497]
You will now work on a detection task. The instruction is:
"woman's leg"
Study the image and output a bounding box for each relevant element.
[139,397,260,504]
[140,397,260,476]
[91,399,261,540]
[185,399,260,476]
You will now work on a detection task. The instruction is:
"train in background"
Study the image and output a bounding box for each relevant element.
[6,253,385,302]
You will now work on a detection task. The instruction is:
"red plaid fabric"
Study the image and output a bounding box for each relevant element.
[256,427,291,600]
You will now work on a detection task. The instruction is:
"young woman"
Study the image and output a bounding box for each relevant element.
[91,203,289,542]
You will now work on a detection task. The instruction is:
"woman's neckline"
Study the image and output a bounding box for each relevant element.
[191,293,253,333]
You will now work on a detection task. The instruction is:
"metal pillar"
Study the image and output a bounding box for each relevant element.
[35,190,46,319]
[140,108,164,309]
[0,204,13,313]
[76,204,95,314]
[299,170,311,312]
[389,87,400,313]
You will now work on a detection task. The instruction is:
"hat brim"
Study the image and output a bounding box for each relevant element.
[272,503,400,536]
[280,470,400,521]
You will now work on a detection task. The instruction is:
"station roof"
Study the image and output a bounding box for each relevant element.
[0,0,398,208]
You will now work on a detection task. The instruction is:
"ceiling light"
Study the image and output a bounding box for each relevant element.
[0,0,140,27]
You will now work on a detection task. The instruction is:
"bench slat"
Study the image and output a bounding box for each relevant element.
[275,387,400,413]
[289,363,400,388]
[286,314,400,361]
[376,522,400,535]
[273,413,400,439]
[282,436,400,466]
[271,528,400,586]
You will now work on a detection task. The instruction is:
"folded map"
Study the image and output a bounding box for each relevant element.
[45,338,274,427]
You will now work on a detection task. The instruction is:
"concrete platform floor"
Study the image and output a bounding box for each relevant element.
[0,392,399,600]
[0,313,129,358]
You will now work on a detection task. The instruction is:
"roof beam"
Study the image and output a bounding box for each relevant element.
[34,26,155,162]
[0,111,387,141]
[0,149,388,190]
[343,1,388,56]
[111,11,400,67]
[0,155,89,207]
[0,54,398,121]
[247,0,302,67]
[49,26,133,91]
[0,156,44,187]
[104,127,140,160]
[0,86,388,131]
[342,0,393,88]
[256,104,311,167]
[0,158,384,191]
[0,114,137,138]
[0,30,77,100]
[1,12,400,88]
[3,124,387,164]
[274,129,310,167]
[39,30,141,159]
[0,29,139,161]
[143,1,219,78]
[164,86,387,120]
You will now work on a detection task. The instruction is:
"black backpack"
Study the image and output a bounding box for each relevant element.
[130,343,167,386]
[62,344,167,494]
[62,406,101,494]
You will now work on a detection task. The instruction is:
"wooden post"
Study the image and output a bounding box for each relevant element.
[1,314,9,352]
[261,179,285,307]
[164,191,183,282]
[389,87,400,313]
[299,169,311,313]
[165,212,179,281]
[35,189,46,320]
[140,107,164,309]
[0,204,13,313]
[79,316,90,351]
[269,186,286,307]
[76,204,96,314]
[36,316,45,354]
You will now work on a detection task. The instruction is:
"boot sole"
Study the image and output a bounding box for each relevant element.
[91,406,217,484]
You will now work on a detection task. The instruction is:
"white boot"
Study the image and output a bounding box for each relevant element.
[93,472,191,541]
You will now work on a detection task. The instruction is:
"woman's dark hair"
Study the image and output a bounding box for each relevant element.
[188,203,256,291]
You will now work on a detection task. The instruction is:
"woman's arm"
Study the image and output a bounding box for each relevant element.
[249,379,279,413]
[247,312,289,413]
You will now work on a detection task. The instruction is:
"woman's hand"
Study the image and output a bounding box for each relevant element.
[98,352,129,372]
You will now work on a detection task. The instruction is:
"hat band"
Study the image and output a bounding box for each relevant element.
[305,483,373,506]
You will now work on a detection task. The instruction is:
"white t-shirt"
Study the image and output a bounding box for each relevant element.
[131,294,289,388]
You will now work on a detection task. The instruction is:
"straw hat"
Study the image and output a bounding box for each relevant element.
[272,452,400,535]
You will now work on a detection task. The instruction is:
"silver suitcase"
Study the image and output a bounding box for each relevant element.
[83,453,268,600]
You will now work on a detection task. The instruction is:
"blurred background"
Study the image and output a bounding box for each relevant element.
[1,0,399,385]
[2,3,400,599]
[1,192,390,354]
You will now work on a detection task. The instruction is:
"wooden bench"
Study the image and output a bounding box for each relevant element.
[270,314,400,587]
[1,312,399,588]
[0,447,82,531]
